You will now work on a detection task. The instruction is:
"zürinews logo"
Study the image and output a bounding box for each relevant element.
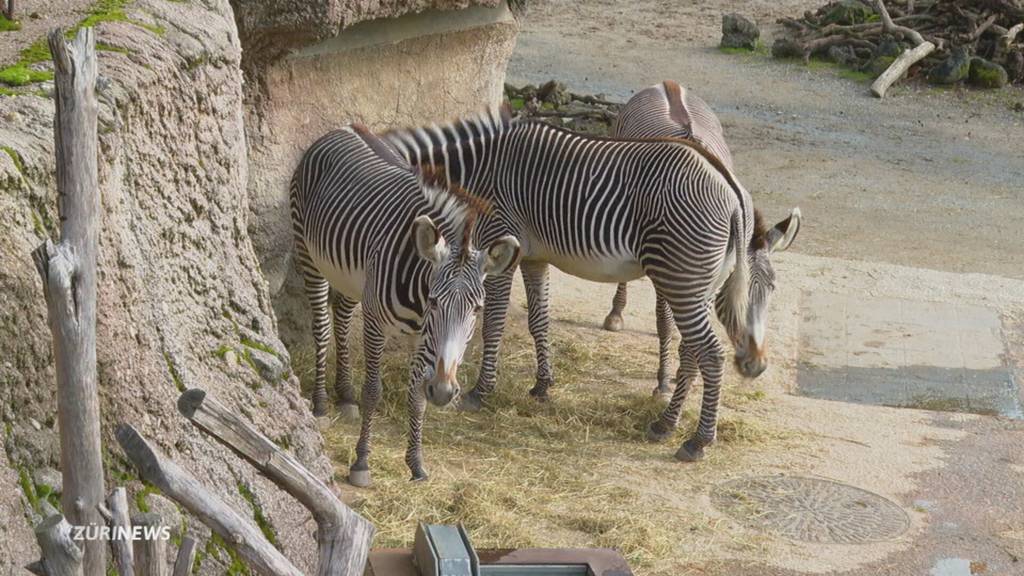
[72,525,172,541]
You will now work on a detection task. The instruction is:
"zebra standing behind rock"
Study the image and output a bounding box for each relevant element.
[382,105,800,475]
[290,126,520,486]
[603,80,800,399]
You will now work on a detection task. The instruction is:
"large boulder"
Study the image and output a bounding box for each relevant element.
[929,46,972,85]
[0,0,330,572]
[968,57,1009,89]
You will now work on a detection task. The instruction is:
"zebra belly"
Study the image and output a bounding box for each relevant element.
[309,250,365,302]
[544,253,645,283]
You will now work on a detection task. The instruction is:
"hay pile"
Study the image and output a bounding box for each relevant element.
[294,301,801,574]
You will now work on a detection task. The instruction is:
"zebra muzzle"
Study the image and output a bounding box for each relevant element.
[425,360,460,406]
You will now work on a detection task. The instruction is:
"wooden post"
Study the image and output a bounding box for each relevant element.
[178,389,375,576]
[33,27,105,576]
[3,0,14,21]
[107,488,135,576]
[171,537,198,576]
[132,513,169,576]
[32,514,84,576]
[115,425,305,576]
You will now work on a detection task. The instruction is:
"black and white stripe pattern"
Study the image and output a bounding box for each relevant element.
[290,126,519,484]
[607,81,801,425]
[606,80,738,397]
[382,104,789,463]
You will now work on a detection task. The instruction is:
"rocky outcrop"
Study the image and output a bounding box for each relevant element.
[0,0,330,572]
[237,3,519,348]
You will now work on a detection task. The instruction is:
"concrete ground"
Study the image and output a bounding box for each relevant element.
[506,1,1024,574]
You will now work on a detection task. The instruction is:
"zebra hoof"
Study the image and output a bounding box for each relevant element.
[409,470,429,483]
[674,439,705,463]
[603,313,624,332]
[645,421,673,443]
[651,385,672,400]
[312,403,328,418]
[528,386,551,401]
[348,468,372,488]
[337,402,360,422]
[459,392,484,412]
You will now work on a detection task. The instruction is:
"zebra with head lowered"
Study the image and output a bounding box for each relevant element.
[603,80,801,398]
[381,105,801,476]
[291,126,520,486]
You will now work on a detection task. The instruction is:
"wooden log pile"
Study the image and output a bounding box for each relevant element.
[773,0,1024,95]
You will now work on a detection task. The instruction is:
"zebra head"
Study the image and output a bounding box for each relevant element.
[413,173,520,407]
[733,207,801,378]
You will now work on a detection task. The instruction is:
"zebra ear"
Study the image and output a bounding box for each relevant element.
[767,208,801,253]
[413,215,447,264]
[483,235,520,275]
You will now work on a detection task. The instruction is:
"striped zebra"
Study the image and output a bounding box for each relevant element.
[290,127,520,485]
[382,107,800,472]
[603,80,798,401]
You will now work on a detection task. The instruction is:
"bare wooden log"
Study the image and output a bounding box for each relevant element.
[875,0,927,45]
[107,488,135,576]
[132,513,169,576]
[32,514,84,576]
[115,425,304,576]
[34,27,105,576]
[997,22,1023,57]
[178,389,375,576]
[869,1,937,97]
[171,537,197,576]
[871,40,937,97]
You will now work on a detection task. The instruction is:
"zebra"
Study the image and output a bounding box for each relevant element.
[603,80,783,400]
[381,106,800,474]
[290,126,520,486]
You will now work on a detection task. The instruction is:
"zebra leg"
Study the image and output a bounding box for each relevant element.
[602,282,628,332]
[348,318,385,487]
[654,294,676,397]
[405,340,431,482]
[460,270,514,412]
[646,344,698,442]
[521,260,554,399]
[302,272,331,417]
[675,318,726,463]
[333,292,360,421]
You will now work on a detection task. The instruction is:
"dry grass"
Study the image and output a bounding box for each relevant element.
[293,309,803,575]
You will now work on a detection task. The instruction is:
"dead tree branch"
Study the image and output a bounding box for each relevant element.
[32,514,84,576]
[115,424,304,576]
[33,26,105,576]
[107,488,135,576]
[177,389,375,576]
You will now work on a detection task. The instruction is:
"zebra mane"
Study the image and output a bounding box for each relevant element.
[416,164,492,260]
[381,104,514,166]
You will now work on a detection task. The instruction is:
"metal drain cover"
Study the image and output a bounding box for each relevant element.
[711,475,909,544]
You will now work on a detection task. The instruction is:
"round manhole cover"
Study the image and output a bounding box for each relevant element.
[711,475,909,544]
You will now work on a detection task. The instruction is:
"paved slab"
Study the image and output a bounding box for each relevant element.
[797,292,1021,418]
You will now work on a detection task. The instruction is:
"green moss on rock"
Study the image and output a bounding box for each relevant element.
[0,14,21,32]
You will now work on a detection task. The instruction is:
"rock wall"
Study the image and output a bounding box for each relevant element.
[239,4,519,348]
[0,1,330,573]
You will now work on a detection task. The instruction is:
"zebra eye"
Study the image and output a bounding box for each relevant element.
[426,296,438,309]
[473,304,483,314]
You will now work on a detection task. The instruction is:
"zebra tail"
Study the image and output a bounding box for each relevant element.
[722,209,749,338]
